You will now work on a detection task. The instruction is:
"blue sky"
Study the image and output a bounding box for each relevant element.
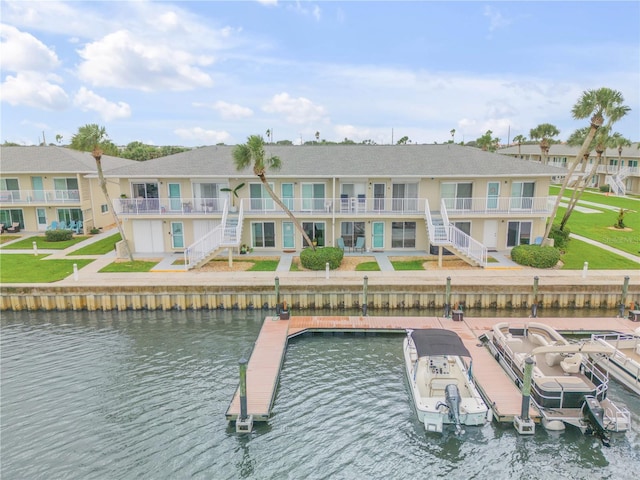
[1,1,638,147]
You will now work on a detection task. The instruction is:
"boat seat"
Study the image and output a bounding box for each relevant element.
[636,343,640,356]
[429,378,459,393]
[529,333,549,347]
[544,352,561,367]
[560,353,583,374]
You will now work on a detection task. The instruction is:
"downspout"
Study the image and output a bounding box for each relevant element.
[332,176,336,246]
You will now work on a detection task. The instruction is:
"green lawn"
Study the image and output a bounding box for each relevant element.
[0,235,21,245]
[0,254,94,282]
[2,235,89,250]
[390,259,425,270]
[99,261,158,272]
[560,238,640,270]
[247,260,279,271]
[355,261,380,271]
[69,234,121,255]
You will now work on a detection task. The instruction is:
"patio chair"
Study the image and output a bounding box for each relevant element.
[75,220,83,234]
[336,237,347,252]
[353,236,365,253]
[47,221,59,230]
[7,222,21,233]
[0,223,4,234]
[59,221,67,230]
[357,194,366,212]
[340,194,350,212]
[69,220,77,231]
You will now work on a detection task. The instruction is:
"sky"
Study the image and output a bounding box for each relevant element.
[1,1,639,148]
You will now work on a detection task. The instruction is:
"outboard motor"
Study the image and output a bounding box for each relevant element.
[445,384,464,435]
[582,395,610,447]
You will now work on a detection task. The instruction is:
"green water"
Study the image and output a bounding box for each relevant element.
[1,310,638,479]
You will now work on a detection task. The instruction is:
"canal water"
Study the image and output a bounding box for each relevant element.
[1,309,639,480]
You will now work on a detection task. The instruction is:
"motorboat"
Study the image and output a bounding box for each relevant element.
[589,326,640,395]
[486,321,631,445]
[403,328,489,434]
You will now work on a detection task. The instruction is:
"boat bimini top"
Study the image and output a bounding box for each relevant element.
[409,329,471,358]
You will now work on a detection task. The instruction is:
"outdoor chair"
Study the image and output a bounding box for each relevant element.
[59,221,67,230]
[69,220,77,231]
[357,194,366,212]
[7,222,21,233]
[337,237,347,252]
[75,221,83,234]
[353,236,365,253]
[340,194,350,212]
[0,223,4,234]
[47,221,59,230]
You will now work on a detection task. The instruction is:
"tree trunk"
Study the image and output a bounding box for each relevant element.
[94,152,134,262]
[559,152,603,230]
[542,124,600,243]
[258,174,316,251]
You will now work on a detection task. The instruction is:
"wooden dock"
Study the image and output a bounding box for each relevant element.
[225,315,638,423]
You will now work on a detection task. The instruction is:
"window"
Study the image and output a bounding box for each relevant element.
[392,183,418,212]
[131,182,159,211]
[281,183,294,210]
[53,178,79,200]
[507,221,532,247]
[301,183,325,211]
[193,183,222,211]
[252,222,275,247]
[302,222,325,247]
[340,221,365,248]
[1,178,20,201]
[250,183,274,210]
[441,182,472,210]
[0,209,24,228]
[510,182,535,209]
[487,182,500,209]
[57,208,83,224]
[391,221,416,248]
[101,204,109,213]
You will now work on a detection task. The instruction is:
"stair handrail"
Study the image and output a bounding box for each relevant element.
[184,199,232,268]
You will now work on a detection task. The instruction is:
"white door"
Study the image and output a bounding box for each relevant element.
[36,208,47,231]
[193,220,220,241]
[483,220,498,250]
[133,220,164,253]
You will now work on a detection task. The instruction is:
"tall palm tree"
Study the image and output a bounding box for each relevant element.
[232,135,315,250]
[610,132,632,172]
[529,123,559,165]
[512,135,526,156]
[542,88,630,243]
[70,124,134,262]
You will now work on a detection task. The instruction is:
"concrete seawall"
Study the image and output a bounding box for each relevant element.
[2,282,638,312]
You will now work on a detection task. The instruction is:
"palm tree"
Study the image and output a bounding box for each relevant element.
[232,135,315,250]
[476,130,500,152]
[315,131,320,143]
[70,124,134,262]
[610,132,632,173]
[512,135,526,157]
[529,123,560,165]
[542,88,630,243]
[450,129,456,143]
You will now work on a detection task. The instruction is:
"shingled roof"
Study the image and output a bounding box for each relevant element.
[101,144,564,179]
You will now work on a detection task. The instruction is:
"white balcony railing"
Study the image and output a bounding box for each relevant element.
[115,197,225,215]
[240,196,422,215]
[0,189,80,204]
[442,196,555,216]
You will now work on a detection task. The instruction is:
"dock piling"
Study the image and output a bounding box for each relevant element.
[531,276,539,318]
[362,276,368,316]
[619,276,630,318]
[275,276,280,306]
[513,356,535,435]
[235,356,253,433]
[444,276,451,318]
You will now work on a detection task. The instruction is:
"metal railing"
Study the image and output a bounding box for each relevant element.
[441,196,555,215]
[0,189,80,204]
[115,197,226,215]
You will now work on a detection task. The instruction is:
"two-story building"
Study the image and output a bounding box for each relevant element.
[499,143,640,196]
[1,146,136,234]
[99,144,563,268]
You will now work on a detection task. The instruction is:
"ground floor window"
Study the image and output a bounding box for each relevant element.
[302,222,325,247]
[507,221,532,247]
[252,222,275,248]
[0,209,24,229]
[340,221,365,249]
[391,221,416,248]
[57,208,83,224]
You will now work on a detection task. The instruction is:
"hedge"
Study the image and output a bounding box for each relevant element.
[300,246,344,270]
[45,229,74,242]
[549,226,570,250]
[510,244,561,268]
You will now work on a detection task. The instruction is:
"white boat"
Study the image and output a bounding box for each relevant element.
[590,326,640,395]
[403,328,489,434]
[486,321,631,445]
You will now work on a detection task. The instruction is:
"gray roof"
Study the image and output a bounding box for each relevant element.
[102,144,563,179]
[0,146,136,174]
[499,143,640,158]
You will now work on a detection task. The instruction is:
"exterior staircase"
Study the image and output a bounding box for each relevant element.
[606,167,630,196]
[424,199,487,267]
[184,201,244,270]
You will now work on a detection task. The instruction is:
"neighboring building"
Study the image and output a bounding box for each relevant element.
[98,144,562,267]
[499,143,640,196]
[0,146,137,233]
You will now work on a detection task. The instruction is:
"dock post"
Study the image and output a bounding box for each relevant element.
[619,275,630,318]
[531,276,539,318]
[444,276,451,318]
[513,356,535,435]
[362,275,368,316]
[235,356,253,433]
[275,276,280,310]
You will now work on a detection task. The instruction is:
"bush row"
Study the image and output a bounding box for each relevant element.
[510,244,561,268]
[549,226,571,250]
[300,246,344,270]
[45,229,74,242]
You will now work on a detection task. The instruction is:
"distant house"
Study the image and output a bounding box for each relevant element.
[499,144,640,196]
[96,144,561,267]
[0,146,136,233]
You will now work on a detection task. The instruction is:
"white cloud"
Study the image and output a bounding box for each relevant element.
[0,23,60,72]
[174,127,231,144]
[0,72,69,110]
[483,6,512,32]
[194,101,254,120]
[76,30,214,91]
[73,87,131,121]
[263,93,328,125]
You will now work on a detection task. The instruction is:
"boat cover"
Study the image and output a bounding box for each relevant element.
[410,329,471,358]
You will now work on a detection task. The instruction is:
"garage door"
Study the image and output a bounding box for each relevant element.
[133,220,164,253]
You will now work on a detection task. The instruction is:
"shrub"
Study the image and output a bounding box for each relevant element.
[511,245,561,268]
[599,185,611,193]
[549,226,570,250]
[90,228,100,234]
[45,229,74,242]
[300,246,344,270]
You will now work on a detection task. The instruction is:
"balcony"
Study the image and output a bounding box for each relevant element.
[0,189,80,205]
[115,197,225,216]
[442,196,556,216]
[241,197,423,216]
